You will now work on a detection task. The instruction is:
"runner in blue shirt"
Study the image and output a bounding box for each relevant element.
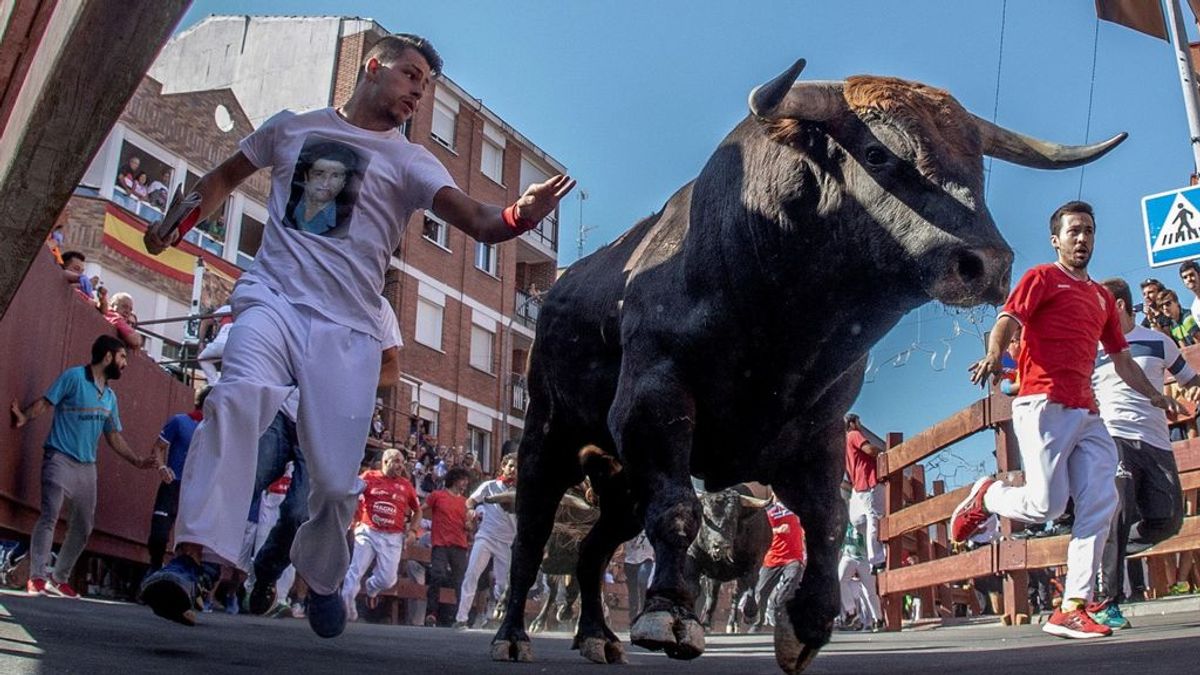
[146,386,211,571]
[10,335,155,597]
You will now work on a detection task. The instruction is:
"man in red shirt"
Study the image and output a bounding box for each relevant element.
[424,467,471,627]
[749,492,805,632]
[844,413,884,570]
[954,200,1183,640]
[340,448,420,621]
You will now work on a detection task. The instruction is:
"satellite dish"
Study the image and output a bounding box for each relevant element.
[214,104,234,132]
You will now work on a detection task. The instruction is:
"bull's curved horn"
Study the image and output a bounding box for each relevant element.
[972,114,1128,170]
[739,495,770,509]
[560,493,593,511]
[749,59,847,122]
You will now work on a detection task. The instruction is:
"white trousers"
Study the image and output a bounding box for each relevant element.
[176,282,380,595]
[983,396,1119,602]
[341,524,405,618]
[242,491,296,601]
[848,485,885,565]
[455,536,512,623]
[838,556,881,622]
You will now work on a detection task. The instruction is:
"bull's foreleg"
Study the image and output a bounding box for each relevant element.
[698,576,721,631]
[529,575,557,633]
[491,414,583,663]
[610,367,704,660]
[772,450,847,675]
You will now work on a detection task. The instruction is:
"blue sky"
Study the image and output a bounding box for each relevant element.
[183,1,1200,487]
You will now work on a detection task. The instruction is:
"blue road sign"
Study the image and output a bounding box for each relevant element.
[1143,184,1200,267]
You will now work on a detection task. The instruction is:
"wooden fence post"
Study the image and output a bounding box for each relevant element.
[995,417,1030,624]
[883,432,906,631]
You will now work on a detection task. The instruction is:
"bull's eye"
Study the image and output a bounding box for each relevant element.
[865,147,889,167]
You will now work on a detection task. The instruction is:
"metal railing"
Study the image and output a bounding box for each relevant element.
[515,289,541,329]
[511,372,528,412]
[521,214,558,251]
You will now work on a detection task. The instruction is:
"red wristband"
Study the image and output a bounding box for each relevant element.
[502,203,537,233]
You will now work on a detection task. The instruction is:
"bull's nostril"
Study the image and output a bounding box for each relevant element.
[957,252,984,284]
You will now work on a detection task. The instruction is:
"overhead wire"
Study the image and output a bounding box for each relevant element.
[1078,16,1102,199]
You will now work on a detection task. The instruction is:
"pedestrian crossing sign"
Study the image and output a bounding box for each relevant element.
[1143,184,1200,267]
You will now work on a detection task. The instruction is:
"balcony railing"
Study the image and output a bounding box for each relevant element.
[511,372,528,412]
[515,289,541,329]
[521,215,557,252]
[111,187,165,223]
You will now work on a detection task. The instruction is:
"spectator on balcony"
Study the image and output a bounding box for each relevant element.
[132,172,151,202]
[1091,278,1196,630]
[60,251,95,303]
[146,386,211,572]
[1138,279,1165,330]
[9,335,156,598]
[957,200,1183,640]
[148,170,172,210]
[117,156,140,191]
[1178,260,1200,322]
[341,448,421,622]
[844,413,885,570]
[424,468,472,627]
[104,292,143,351]
[1152,288,1200,348]
[454,453,517,628]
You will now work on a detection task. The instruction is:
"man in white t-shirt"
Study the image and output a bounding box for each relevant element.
[455,453,518,628]
[1179,260,1200,323]
[140,33,574,639]
[1090,278,1197,630]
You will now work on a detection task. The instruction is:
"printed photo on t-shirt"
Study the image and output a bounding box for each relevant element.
[283,135,370,238]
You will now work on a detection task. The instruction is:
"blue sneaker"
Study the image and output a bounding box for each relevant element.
[306,589,346,638]
[140,555,215,626]
[1088,600,1130,630]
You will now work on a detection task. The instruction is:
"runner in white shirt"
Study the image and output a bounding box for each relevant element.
[140,33,574,639]
[1090,278,1198,630]
[455,454,518,628]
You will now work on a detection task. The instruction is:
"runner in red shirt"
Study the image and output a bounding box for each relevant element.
[844,414,884,568]
[424,467,471,626]
[340,449,420,621]
[750,493,805,632]
[953,200,1183,640]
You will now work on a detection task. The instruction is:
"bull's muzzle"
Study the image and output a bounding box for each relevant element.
[935,245,1013,307]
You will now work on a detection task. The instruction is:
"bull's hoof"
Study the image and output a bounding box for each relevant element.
[490,639,535,663]
[630,610,705,660]
[773,617,821,674]
[578,637,628,665]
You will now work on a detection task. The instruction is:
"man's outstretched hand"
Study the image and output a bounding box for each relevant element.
[514,175,576,225]
[968,353,1003,387]
[143,228,180,255]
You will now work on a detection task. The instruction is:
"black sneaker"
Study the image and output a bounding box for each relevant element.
[248,578,276,616]
[140,556,215,626]
[306,589,347,638]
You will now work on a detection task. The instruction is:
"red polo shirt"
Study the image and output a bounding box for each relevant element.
[1001,264,1127,412]
[845,429,877,492]
[427,489,468,549]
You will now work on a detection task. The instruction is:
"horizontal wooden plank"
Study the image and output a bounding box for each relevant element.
[881,485,971,540]
[1174,438,1200,474]
[1022,534,1070,569]
[1182,471,1200,493]
[1129,516,1200,559]
[878,546,993,595]
[879,399,988,477]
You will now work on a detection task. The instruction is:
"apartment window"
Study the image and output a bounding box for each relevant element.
[415,297,444,349]
[237,212,265,269]
[481,122,506,184]
[431,86,459,150]
[182,171,228,257]
[469,324,494,373]
[113,140,175,222]
[422,210,450,249]
[475,241,497,276]
[468,425,492,467]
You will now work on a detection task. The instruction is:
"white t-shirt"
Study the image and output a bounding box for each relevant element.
[624,531,654,564]
[469,479,516,544]
[1093,324,1196,450]
[1191,296,1200,325]
[238,108,456,339]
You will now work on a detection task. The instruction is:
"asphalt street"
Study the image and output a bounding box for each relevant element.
[0,590,1196,673]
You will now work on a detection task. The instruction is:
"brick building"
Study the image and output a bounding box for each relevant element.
[109,15,565,470]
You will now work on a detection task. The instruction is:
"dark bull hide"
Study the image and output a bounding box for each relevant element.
[491,59,1125,673]
[687,487,771,633]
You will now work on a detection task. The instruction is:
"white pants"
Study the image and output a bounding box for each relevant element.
[983,396,1119,602]
[342,524,405,618]
[848,485,885,565]
[455,536,512,624]
[176,281,381,595]
[838,556,881,622]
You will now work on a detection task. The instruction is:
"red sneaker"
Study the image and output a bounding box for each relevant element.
[26,577,49,595]
[47,579,80,598]
[951,477,997,543]
[1042,607,1112,639]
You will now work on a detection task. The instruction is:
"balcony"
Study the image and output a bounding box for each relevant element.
[111,186,165,224]
[520,214,558,256]
[511,372,528,412]
[515,289,541,329]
